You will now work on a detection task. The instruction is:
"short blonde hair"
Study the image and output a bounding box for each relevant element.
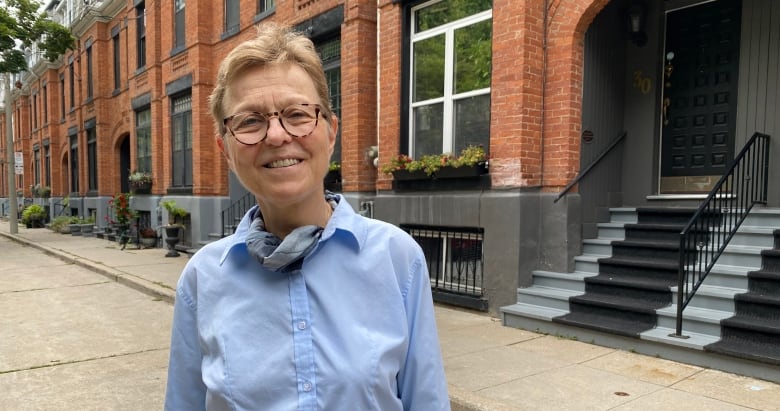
[209,22,332,136]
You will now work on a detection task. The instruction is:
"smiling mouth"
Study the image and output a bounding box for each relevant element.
[265,158,301,169]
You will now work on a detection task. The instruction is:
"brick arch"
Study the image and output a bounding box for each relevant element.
[542,0,611,189]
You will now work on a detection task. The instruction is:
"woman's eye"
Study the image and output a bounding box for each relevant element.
[236,115,265,129]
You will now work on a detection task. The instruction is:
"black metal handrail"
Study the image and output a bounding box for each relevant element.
[554,131,627,203]
[220,191,255,237]
[673,132,770,337]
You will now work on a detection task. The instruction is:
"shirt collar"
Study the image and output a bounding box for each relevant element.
[219,194,365,265]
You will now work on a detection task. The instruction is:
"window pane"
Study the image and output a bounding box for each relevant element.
[415,0,492,33]
[412,34,444,102]
[413,103,443,158]
[454,19,492,94]
[225,0,239,33]
[258,0,274,13]
[453,94,490,153]
[136,109,151,172]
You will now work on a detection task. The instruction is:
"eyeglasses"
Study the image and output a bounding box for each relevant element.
[223,103,323,145]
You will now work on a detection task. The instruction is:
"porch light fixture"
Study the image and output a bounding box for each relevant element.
[627,2,647,47]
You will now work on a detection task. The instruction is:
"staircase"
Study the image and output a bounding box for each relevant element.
[705,229,780,365]
[502,207,780,383]
[553,208,698,336]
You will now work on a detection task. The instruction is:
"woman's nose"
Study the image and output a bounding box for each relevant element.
[263,116,291,146]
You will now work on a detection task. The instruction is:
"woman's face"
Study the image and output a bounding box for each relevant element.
[217,63,337,209]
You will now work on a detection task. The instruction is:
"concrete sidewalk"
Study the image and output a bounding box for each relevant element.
[2,220,779,410]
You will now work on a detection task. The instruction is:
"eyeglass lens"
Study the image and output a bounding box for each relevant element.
[226,104,320,145]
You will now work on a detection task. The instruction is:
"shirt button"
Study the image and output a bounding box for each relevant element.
[297,321,307,330]
[303,382,312,392]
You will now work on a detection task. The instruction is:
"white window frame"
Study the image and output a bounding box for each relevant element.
[408,1,492,156]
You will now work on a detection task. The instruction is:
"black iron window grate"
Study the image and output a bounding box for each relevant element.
[401,224,486,310]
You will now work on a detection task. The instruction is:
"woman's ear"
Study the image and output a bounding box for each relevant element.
[327,114,339,155]
[216,134,231,162]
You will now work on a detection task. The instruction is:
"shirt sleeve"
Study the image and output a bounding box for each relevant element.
[165,283,207,411]
[397,254,451,411]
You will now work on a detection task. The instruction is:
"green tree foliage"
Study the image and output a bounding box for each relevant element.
[0,0,75,74]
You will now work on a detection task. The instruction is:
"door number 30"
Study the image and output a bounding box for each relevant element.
[633,70,652,94]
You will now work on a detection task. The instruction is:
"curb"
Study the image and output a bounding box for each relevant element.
[0,231,176,304]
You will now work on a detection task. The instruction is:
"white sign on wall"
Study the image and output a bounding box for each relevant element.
[14,151,23,175]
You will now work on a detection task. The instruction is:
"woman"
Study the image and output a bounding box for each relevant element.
[165,23,450,410]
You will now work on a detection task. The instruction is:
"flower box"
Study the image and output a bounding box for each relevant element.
[434,162,488,179]
[392,169,430,181]
[391,163,488,181]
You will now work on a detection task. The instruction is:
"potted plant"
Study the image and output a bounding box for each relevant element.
[49,215,73,234]
[108,193,137,245]
[128,170,153,194]
[79,216,96,237]
[21,204,47,228]
[38,185,51,198]
[139,226,158,248]
[161,199,189,257]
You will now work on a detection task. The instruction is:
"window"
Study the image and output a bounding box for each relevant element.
[68,58,75,109]
[257,0,275,15]
[59,74,65,119]
[408,0,492,158]
[401,224,485,300]
[42,85,48,124]
[225,0,239,35]
[113,32,121,90]
[86,43,93,99]
[136,108,152,172]
[318,38,341,165]
[136,2,146,68]
[34,146,41,186]
[70,134,79,193]
[174,0,185,50]
[87,127,98,191]
[32,92,38,129]
[44,142,51,187]
[171,94,192,188]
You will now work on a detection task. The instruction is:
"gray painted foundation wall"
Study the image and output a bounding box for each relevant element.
[373,191,581,315]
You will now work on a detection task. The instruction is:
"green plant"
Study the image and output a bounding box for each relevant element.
[38,185,51,198]
[50,215,73,232]
[108,193,136,225]
[328,161,341,172]
[161,200,189,226]
[128,170,153,187]
[381,145,488,176]
[380,154,413,174]
[21,204,47,224]
[451,145,487,167]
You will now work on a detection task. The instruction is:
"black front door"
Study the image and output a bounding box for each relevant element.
[660,0,742,193]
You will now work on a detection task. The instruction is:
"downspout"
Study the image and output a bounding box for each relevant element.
[540,0,548,188]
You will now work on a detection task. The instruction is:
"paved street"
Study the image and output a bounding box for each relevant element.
[0,236,171,410]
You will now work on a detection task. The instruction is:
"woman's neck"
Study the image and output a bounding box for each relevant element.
[257,197,333,239]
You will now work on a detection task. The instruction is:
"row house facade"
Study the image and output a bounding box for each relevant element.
[2,0,780,379]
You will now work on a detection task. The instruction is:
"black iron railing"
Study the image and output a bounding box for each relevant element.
[554,130,626,203]
[674,132,770,337]
[401,224,487,311]
[221,191,255,237]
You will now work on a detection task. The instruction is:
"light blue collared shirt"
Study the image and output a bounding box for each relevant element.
[165,196,450,410]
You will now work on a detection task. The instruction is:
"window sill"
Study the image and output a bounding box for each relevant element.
[253,8,276,24]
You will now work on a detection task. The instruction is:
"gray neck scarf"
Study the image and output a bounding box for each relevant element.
[245,192,339,273]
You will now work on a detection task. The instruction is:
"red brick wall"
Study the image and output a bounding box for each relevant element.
[2,0,619,199]
[376,0,402,191]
